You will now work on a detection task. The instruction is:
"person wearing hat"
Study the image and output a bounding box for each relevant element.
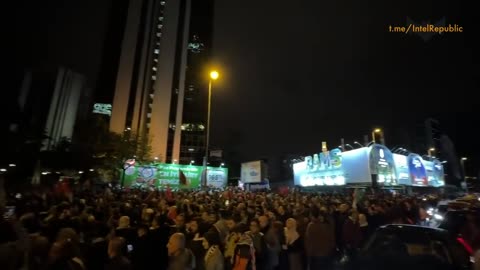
[202,230,224,270]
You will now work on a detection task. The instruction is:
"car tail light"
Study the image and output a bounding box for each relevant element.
[456,237,473,255]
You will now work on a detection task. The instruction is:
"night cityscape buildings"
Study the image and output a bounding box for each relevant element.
[3,1,478,190]
[109,0,215,165]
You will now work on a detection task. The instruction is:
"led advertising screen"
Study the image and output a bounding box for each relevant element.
[424,159,445,187]
[121,163,228,188]
[368,145,397,185]
[408,154,428,186]
[293,145,444,188]
[393,154,410,185]
[241,161,263,183]
[293,147,371,186]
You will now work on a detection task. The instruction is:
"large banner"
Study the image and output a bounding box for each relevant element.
[241,161,263,183]
[122,163,228,189]
[408,154,428,186]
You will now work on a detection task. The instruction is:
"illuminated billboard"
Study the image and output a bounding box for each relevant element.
[293,147,371,186]
[293,144,445,187]
[241,161,264,183]
[408,154,428,186]
[121,163,228,188]
[93,103,112,116]
[369,145,397,185]
[424,159,445,187]
[393,154,410,185]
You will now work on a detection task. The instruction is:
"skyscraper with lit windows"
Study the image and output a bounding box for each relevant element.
[109,0,215,164]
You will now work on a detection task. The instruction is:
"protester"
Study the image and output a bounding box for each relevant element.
[167,232,195,270]
[0,185,472,270]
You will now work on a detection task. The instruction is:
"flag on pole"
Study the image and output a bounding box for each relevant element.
[179,169,188,186]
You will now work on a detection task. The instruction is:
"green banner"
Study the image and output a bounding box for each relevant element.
[121,163,228,189]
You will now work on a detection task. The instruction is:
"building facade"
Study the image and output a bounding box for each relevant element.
[109,0,215,164]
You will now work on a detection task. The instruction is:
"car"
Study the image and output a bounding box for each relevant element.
[342,224,473,270]
[438,209,480,237]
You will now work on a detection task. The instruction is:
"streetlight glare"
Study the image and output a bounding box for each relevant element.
[429,148,435,151]
[209,70,219,80]
[374,128,381,133]
[462,157,467,161]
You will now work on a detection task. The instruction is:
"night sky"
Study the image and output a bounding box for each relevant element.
[8,1,479,176]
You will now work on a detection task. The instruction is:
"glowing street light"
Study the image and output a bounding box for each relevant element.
[203,70,220,188]
[8,164,16,167]
[428,147,435,157]
[0,168,6,172]
[209,70,219,80]
[372,128,385,145]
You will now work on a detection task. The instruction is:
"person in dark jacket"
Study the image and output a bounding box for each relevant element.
[305,206,336,269]
[132,224,153,270]
[106,237,132,270]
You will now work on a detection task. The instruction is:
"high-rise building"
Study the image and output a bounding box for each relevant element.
[109,0,215,164]
[16,67,90,151]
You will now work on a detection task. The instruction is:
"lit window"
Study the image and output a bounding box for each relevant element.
[153,58,158,62]
[188,85,194,91]
[156,42,160,46]
[149,94,154,99]
[181,125,186,131]
[169,124,176,130]
[148,103,152,108]
[152,67,157,71]
[154,49,159,54]
[160,1,165,5]
[157,24,163,29]
[198,124,205,130]
[188,148,195,152]
[158,17,164,21]
[151,75,156,80]
[147,113,152,118]
[146,123,151,128]
[156,32,162,38]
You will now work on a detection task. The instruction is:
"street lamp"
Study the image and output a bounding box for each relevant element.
[460,157,468,193]
[428,148,435,157]
[202,70,219,187]
[353,141,364,148]
[372,128,381,144]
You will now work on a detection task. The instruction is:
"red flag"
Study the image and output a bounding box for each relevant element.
[179,170,188,186]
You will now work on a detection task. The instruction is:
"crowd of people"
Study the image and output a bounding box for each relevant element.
[0,185,479,270]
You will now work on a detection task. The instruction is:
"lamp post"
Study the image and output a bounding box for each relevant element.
[372,128,383,144]
[460,157,468,193]
[202,70,219,187]
[353,141,364,148]
[428,148,435,158]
